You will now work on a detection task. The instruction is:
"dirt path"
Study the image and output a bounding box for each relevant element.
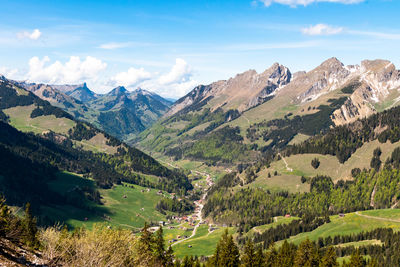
[370,184,377,207]
[278,153,293,172]
[355,211,400,223]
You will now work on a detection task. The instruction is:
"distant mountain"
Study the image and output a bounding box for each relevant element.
[86,86,172,141]
[66,82,98,102]
[166,63,291,117]
[137,58,400,166]
[164,97,177,103]
[0,75,191,197]
[16,82,173,141]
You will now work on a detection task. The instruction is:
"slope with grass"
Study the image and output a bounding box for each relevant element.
[172,225,236,258]
[278,209,400,246]
[41,171,173,229]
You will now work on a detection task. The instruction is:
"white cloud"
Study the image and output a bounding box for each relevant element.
[302,24,343,35]
[27,56,107,84]
[98,42,130,50]
[259,0,364,7]
[140,79,199,99]
[17,29,42,40]
[158,58,193,85]
[112,58,197,98]
[111,67,152,87]
[0,67,18,79]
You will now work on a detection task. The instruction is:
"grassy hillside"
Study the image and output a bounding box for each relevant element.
[249,139,400,188]
[276,209,400,246]
[4,105,76,134]
[43,172,170,229]
[172,226,236,258]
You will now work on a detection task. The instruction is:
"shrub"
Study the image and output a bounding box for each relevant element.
[311,158,320,169]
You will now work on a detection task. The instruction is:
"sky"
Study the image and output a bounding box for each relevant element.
[0,0,400,98]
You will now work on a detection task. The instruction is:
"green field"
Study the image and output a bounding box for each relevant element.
[334,239,382,248]
[43,172,169,229]
[258,139,400,186]
[246,216,300,237]
[276,209,400,246]
[4,105,76,134]
[172,225,236,258]
[245,171,310,193]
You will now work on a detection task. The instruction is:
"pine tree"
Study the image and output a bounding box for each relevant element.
[0,197,10,238]
[265,245,277,267]
[136,223,155,266]
[223,235,240,267]
[21,203,39,249]
[347,249,365,267]
[183,255,192,267]
[366,257,379,267]
[209,229,240,267]
[165,245,175,267]
[294,238,320,267]
[254,245,265,267]
[276,240,296,267]
[155,226,166,265]
[320,247,338,267]
[242,239,256,267]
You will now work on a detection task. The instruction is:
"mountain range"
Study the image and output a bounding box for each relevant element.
[3,57,400,265]
[137,57,400,166]
[15,81,173,141]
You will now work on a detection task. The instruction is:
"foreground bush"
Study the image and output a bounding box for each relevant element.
[40,224,137,266]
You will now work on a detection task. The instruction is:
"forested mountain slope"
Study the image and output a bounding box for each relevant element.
[137,58,400,167]
[16,80,172,141]
[0,76,192,205]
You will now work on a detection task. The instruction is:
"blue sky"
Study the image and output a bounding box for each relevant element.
[1,0,400,98]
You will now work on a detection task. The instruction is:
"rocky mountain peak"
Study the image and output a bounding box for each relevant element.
[67,82,97,102]
[320,57,343,69]
[108,86,128,96]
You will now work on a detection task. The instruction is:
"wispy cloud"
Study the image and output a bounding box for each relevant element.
[349,30,400,40]
[225,40,321,51]
[302,24,343,35]
[258,0,364,7]
[98,42,131,50]
[16,29,42,40]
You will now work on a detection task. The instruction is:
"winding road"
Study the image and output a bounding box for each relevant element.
[172,194,206,246]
